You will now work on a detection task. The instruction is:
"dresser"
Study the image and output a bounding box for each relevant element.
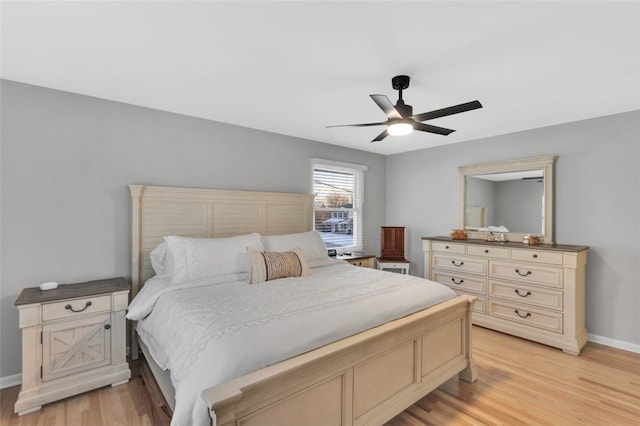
[422,237,588,355]
[14,278,131,415]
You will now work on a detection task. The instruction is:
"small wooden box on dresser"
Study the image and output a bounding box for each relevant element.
[14,277,131,415]
[423,237,589,355]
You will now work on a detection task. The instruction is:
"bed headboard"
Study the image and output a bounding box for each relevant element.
[129,185,314,298]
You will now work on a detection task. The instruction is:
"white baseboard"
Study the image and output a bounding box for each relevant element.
[588,333,640,353]
[0,373,21,390]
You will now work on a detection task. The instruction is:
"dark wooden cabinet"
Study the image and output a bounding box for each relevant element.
[380,226,405,260]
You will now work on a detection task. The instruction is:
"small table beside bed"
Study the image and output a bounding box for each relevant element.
[128,185,477,426]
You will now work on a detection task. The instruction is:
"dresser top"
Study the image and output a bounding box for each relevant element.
[422,236,589,253]
[15,277,130,306]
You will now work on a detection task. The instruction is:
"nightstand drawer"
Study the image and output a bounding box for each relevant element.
[42,295,111,322]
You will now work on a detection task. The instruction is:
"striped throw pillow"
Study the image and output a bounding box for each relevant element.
[248,246,310,284]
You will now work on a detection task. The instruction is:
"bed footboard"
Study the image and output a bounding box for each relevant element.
[202,294,476,426]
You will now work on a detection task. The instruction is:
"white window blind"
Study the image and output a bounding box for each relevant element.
[311,160,365,252]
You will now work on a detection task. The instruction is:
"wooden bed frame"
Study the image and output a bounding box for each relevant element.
[130,185,477,426]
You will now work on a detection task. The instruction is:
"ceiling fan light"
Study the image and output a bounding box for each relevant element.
[387,121,414,136]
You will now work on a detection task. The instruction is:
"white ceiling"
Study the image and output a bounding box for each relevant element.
[2,1,639,155]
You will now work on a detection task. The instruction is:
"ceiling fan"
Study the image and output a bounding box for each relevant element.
[326,75,482,142]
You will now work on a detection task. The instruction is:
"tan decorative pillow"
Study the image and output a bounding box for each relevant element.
[247,246,310,284]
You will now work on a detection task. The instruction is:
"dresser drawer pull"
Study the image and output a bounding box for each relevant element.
[451,260,465,267]
[515,269,532,277]
[451,278,464,285]
[484,249,489,253]
[104,324,111,330]
[64,301,92,313]
[514,289,532,297]
[514,309,532,319]
[533,254,538,258]
[445,245,450,249]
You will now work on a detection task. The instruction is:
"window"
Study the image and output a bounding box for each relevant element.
[311,159,366,252]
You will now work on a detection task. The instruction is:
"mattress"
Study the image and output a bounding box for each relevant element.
[127,261,456,426]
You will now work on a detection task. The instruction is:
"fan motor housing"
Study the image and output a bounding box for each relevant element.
[395,102,413,118]
[392,75,410,91]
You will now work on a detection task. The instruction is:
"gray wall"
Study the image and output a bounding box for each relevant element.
[386,110,640,345]
[0,80,387,378]
[494,179,544,233]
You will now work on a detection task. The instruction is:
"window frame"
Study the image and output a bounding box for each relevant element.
[311,159,367,253]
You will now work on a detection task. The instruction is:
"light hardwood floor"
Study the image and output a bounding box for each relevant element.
[1,326,638,425]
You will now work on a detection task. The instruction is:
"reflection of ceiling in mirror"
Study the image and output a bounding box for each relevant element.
[472,170,543,181]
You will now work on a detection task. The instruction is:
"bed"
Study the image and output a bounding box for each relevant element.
[128,184,477,426]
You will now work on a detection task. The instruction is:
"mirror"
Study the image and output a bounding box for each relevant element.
[458,156,556,244]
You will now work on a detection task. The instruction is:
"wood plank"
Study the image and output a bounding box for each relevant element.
[1,327,638,425]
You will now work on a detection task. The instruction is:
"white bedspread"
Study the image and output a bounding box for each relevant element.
[127,261,456,426]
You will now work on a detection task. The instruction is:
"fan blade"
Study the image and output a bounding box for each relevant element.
[412,100,482,122]
[371,129,389,142]
[326,121,388,128]
[413,122,455,135]
[370,94,402,119]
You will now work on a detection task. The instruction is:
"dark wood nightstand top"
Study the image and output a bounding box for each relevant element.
[15,277,130,306]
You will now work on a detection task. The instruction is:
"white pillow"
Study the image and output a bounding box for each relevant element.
[262,231,328,262]
[149,242,175,277]
[163,233,264,284]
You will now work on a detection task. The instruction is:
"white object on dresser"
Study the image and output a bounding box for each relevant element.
[14,278,131,415]
[423,237,589,355]
[38,281,58,291]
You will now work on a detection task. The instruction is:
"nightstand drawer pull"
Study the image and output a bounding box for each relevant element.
[514,309,532,319]
[451,278,464,285]
[65,301,92,313]
[515,269,532,277]
[514,289,532,297]
[451,260,465,267]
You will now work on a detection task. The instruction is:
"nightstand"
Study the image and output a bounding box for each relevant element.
[337,254,376,268]
[14,277,131,415]
[377,258,410,274]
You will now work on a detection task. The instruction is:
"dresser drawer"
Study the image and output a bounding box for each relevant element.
[467,245,510,259]
[431,242,466,254]
[510,249,563,265]
[489,261,563,288]
[489,280,563,310]
[432,254,487,275]
[433,272,486,295]
[488,300,563,333]
[42,295,111,322]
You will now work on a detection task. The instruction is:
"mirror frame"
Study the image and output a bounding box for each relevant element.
[458,155,556,244]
